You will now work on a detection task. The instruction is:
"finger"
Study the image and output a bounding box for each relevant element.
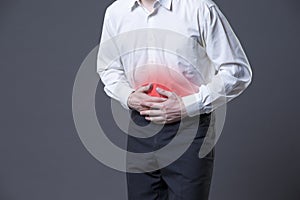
[140,109,164,116]
[138,106,152,112]
[141,102,164,109]
[145,116,165,122]
[156,87,173,98]
[137,83,152,92]
[143,96,167,102]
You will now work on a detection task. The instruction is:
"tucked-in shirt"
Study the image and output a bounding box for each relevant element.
[97,0,252,116]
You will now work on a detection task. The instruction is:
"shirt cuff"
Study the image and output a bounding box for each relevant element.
[116,84,135,110]
[181,93,202,117]
[181,84,213,116]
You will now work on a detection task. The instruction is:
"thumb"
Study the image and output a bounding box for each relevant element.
[137,83,152,92]
[156,87,173,97]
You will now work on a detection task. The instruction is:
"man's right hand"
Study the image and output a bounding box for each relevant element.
[127,83,167,112]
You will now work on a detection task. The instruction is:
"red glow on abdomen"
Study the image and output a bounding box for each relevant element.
[133,64,200,97]
[141,82,171,97]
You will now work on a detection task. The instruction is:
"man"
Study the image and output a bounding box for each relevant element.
[97,0,252,199]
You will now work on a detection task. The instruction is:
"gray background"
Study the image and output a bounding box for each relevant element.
[4,0,300,199]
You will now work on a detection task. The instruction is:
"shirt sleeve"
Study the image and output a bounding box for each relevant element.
[181,3,253,116]
[96,9,135,109]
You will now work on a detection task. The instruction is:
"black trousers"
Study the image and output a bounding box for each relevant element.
[126,110,215,200]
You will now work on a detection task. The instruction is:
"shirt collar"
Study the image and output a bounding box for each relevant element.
[128,0,172,12]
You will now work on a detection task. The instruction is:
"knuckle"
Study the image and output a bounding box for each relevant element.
[164,113,168,119]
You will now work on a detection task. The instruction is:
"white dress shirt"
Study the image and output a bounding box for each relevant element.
[97,0,252,116]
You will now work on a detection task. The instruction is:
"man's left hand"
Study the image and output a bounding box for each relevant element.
[140,87,188,124]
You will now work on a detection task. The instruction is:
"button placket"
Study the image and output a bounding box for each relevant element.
[147,17,156,64]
